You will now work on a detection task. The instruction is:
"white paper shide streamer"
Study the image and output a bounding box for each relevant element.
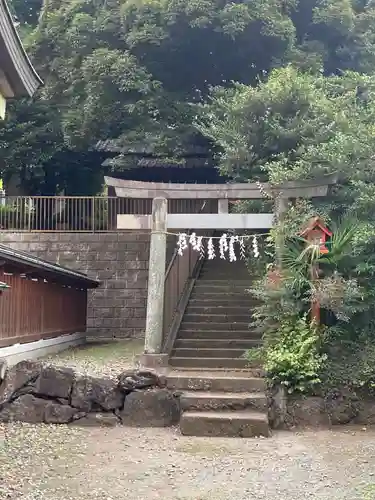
[239,237,246,260]
[229,235,238,262]
[207,238,215,260]
[176,232,261,261]
[219,233,228,259]
[252,235,259,258]
[177,233,188,256]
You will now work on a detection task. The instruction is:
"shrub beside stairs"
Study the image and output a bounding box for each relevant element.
[166,258,269,437]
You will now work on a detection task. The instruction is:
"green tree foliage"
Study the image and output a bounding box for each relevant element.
[4,0,375,193]
[200,64,375,391]
[8,0,42,36]
[197,67,375,183]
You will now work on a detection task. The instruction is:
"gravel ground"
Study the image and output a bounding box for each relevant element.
[1,423,375,500]
[4,343,375,499]
[41,339,143,378]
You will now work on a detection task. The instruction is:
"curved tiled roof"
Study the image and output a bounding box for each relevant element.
[0,243,99,288]
[0,0,42,97]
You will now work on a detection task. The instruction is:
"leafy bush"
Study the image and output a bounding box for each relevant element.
[0,203,25,229]
[0,204,16,215]
[248,274,305,334]
[321,330,375,393]
[247,315,326,393]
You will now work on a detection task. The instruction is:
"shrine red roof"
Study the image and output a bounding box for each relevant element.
[300,216,332,237]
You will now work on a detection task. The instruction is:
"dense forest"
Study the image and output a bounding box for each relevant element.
[5,0,375,393]
[3,0,375,194]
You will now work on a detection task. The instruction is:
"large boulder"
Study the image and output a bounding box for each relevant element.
[355,398,375,425]
[0,394,47,423]
[0,360,41,406]
[119,388,180,427]
[34,365,75,400]
[44,401,80,424]
[325,389,359,425]
[118,369,164,392]
[286,396,329,428]
[71,375,124,412]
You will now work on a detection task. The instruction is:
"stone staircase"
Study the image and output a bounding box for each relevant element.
[167,257,269,437]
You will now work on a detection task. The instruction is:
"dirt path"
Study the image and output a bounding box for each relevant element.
[1,424,375,500]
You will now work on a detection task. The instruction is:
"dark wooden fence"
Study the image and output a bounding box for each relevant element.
[0,270,87,348]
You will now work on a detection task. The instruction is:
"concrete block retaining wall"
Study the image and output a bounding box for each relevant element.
[0,232,150,339]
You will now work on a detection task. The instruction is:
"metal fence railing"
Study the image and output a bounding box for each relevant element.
[0,196,217,232]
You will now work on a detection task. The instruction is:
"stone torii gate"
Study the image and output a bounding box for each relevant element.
[106,174,337,369]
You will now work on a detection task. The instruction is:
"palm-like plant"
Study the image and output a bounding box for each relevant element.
[280,218,360,321]
[282,218,358,279]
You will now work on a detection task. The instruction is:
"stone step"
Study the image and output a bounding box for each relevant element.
[190,292,250,300]
[188,298,254,306]
[199,275,250,280]
[188,293,254,304]
[180,322,249,331]
[170,367,265,377]
[172,348,246,358]
[198,279,251,284]
[174,338,262,349]
[200,264,249,271]
[200,267,249,272]
[180,391,267,412]
[197,281,248,286]
[179,410,269,437]
[169,356,250,369]
[185,301,250,316]
[194,286,248,293]
[166,371,266,392]
[185,306,251,316]
[177,329,261,339]
[182,313,250,323]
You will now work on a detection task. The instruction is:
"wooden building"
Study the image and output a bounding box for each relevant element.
[0,0,42,118]
[0,243,99,364]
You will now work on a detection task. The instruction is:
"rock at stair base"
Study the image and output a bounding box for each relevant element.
[119,389,180,427]
[0,395,80,424]
[44,401,80,424]
[0,361,41,405]
[286,397,329,428]
[0,394,47,423]
[35,365,75,400]
[118,369,163,392]
[71,375,124,412]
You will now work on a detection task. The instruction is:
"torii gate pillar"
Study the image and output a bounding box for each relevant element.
[140,197,169,370]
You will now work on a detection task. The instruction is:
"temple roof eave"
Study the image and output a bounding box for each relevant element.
[0,0,43,98]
